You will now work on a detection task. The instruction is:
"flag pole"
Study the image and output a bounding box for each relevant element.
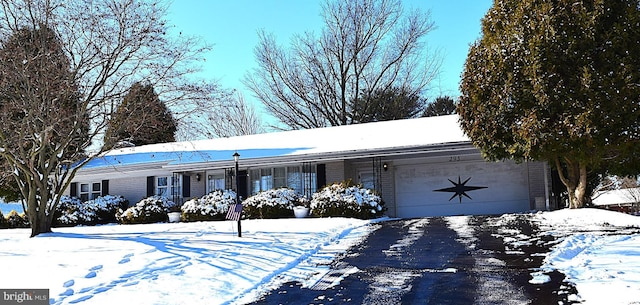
[233,152,241,237]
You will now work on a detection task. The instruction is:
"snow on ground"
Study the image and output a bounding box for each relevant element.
[0,218,374,305]
[532,209,640,305]
[2,209,639,305]
[446,210,640,305]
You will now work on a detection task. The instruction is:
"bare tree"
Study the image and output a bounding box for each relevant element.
[0,0,217,237]
[244,0,440,129]
[204,91,265,138]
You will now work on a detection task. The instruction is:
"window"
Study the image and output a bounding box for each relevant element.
[249,165,317,197]
[157,176,180,199]
[157,177,169,197]
[273,167,286,188]
[359,171,375,189]
[287,166,301,192]
[207,173,225,193]
[79,182,101,201]
[261,168,273,190]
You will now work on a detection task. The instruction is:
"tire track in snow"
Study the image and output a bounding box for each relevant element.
[446,216,529,305]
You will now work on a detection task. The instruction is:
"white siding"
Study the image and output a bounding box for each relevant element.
[324,161,345,185]
[109,176,147,206]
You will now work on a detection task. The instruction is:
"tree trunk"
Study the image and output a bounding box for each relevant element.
[30,212,53,238]
[554,157,588,209]
[26,192,53,237]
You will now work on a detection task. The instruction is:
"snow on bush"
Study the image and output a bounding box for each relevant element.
[86,195,129,224]
[311,181,386,219]
[243,188,308,219]
[55,195,129,226]
[117,196,176,224]
[55,196,90,226]
[181,189,237,222]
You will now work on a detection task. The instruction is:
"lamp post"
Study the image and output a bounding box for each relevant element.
[233,151,241,237]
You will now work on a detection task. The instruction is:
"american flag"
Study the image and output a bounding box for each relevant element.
[225,204,243,221]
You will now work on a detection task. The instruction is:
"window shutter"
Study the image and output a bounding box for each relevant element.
[316,164,326,190]
[238,170,248,201]
[101,180,109,196]
[147,176,155,197]
[70,182,78,198]
[182,175,191,197]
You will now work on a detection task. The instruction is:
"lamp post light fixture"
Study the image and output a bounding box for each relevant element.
[233,152,241,237]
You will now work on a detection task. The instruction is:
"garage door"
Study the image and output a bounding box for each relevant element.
[395,160,531,218]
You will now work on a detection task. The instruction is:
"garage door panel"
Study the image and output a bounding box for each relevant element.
[395,160,530,218]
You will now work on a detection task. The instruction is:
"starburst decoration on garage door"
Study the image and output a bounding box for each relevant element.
[433,176,487,203]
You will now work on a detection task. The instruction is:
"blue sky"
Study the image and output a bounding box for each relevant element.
[167,0,492,103]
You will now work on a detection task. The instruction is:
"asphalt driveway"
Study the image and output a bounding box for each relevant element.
[250,215,578,304]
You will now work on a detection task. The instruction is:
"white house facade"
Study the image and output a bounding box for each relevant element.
[67,115,554,218]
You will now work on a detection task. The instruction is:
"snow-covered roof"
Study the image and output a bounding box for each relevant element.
[592,188,640,206]
[81,114,471,172]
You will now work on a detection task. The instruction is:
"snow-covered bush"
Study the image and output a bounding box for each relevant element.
[86,195,129,224]
[6,210,29,228]
[311,181,386,219]
[54,196,89,227]
[116,196,176,224]
[243,188,308,219]
[54,195,129,226]
[181,190,236,222]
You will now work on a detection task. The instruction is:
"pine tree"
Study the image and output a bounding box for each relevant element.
[104,82,177,149]
[352,87,425,123]
[458,0,640,208]
[423,96,456,117]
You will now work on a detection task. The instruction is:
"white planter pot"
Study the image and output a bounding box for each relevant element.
[168,212,181,223]
[293,206,310,218]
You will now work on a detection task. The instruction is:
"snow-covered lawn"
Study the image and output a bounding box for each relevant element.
[489,208,640,305]
[1,218,374,305]
[532,209,640,305]
[1,208,639,305]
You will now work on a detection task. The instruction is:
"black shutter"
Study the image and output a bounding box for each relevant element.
[101,180,109,196]
[70,182,78,198]
[238,170,248,201]
[182,175,191,197]
[316,164,326,190]
[147,176,155,197]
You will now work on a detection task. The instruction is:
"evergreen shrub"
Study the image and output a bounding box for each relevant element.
[310,181,386,219]
[181,190,236,222]
[6,210,29,228]
[243,188,308,219]
[54,195,129,226]
[117,196,176,224]
[0,210,7,229]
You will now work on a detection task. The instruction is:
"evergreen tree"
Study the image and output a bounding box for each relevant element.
[352,87,425,123]
[423,96,456,117]
[104,82,177,148]
[457,0,640,208]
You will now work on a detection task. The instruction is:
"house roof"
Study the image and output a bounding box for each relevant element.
[592,188,640,206]
[79,114,472,175]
